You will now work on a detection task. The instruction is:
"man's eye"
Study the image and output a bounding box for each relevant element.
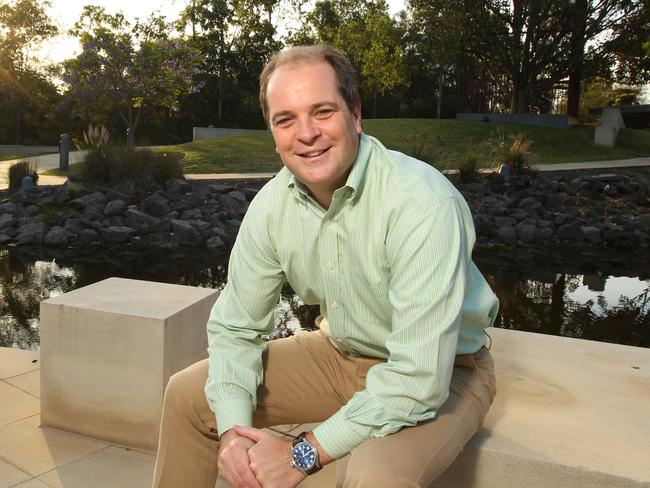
[275,118,292,127]
[315,109,333,118]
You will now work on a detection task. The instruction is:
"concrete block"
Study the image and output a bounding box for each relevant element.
[40,277,219,451]
[602,107,626,130]
[595,125,619,147]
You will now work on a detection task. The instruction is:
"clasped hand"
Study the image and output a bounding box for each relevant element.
[218,426,306,488]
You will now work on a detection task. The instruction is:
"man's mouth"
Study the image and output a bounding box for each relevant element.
[298,147,330,158]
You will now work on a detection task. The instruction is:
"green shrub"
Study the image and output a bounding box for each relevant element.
[458,151,480,183]
[8,161,39,191]
[80,147,184,184]
[40,204,58,225]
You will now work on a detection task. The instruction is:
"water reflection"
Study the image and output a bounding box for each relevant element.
[0,248,648,350]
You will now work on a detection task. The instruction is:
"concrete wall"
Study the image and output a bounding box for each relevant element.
[192,127,265,141]
[456,113,571,129]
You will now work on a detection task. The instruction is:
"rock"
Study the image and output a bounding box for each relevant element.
[124,208,165,234]
[0,234,12,244]
[219,194,242,212]
[517,196,542,211]
[227,191,247,203]
[205,235,226,251]
[0,202,16,213]
[603,184,618,196]
[104,199,127,217]
[516,223,537,243]
[69,191,107,210]
[79,229,100,245]
[171,219,202,246]
[0,213,15,230]
[557,222,585,241]
[580,225,602,243]
[637,214,650,230]
[534,227,554,241]
[593,173,623,182]
[165,179,192,200]
[44,227,73,246]
[141,193,171,217]
[188,220,211,239]
[602,224,625,242]
[100,226,135,243]
[64,218,86,235]
[16,222,47,244]
[172,194,203,212]
[181,208,202,220]
[496,226,516,245]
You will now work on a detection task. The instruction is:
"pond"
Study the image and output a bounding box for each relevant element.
[1,246,648,350]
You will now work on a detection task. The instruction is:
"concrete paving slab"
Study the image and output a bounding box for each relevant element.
[0,457,31,488]
[6,370,41,398]
[38,446,154,488]
[0,382,40,427]
[0,347,39,380]
[12,479,51,488]
[0,415,108,477]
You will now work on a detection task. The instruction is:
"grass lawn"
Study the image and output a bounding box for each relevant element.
[0,153,48,162]
[45,119,650,176]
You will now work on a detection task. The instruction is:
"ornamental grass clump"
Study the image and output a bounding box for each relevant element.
[489,131,532,175]
[8,161,39,191]
[458,150,480,183]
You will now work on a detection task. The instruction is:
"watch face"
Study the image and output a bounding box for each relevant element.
[291,441,316,471]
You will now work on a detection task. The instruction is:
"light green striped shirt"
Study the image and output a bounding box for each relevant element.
[206,134,499,459]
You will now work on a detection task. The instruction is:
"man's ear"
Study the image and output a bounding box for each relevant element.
[354,102,363,134]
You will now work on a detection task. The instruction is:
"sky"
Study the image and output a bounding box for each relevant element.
[39,0,407,65]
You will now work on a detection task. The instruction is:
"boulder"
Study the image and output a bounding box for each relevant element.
[44,227,74,246]
[104,199,127,217]
[141,193,171,217]
[16,222,47,244]
[171,219,202,246]
[100,226,135,243]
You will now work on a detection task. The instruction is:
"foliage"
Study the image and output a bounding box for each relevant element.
[80,147,184,184]
[78,124,110,150]
[8,160,38,190]
[290,0,407,117]
[59,6,201,139]
[458,150,480,183]
[0,0,61,144]
[489,131,531,174]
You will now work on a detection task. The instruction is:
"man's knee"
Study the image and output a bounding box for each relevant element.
[162,360,209,416]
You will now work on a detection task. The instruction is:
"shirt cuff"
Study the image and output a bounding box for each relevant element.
[312,409,371,459]
[214,398,254,437]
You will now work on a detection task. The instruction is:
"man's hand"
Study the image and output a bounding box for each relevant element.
[235,426,306,488]
[218,428,262,488]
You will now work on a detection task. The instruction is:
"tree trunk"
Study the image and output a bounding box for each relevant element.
[217,72,224,123]
[567,0,588,119]
[510,0,524,113]
[437,71,444,119]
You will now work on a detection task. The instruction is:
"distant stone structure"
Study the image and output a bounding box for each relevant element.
[456,113,571,129]
[595,108,625,148]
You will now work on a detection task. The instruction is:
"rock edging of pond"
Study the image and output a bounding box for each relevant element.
[0,169,649,253]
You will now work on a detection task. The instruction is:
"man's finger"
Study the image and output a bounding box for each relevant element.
[234,425,266,442]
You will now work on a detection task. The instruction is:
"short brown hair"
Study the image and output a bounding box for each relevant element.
[259,44,360,127]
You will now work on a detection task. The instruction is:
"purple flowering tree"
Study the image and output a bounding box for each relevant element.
[60,6,201,140]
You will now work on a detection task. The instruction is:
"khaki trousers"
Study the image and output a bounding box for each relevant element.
[152,330,496,488]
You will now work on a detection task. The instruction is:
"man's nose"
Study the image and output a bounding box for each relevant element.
[297,117,320,143]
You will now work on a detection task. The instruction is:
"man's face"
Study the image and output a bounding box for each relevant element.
[266,61,362,203]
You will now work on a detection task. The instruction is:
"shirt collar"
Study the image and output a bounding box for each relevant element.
[287,133,371,200]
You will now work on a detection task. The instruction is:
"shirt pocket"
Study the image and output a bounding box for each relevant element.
[351,269,392,323]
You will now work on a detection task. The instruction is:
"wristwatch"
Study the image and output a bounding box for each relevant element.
[289,432,322,475]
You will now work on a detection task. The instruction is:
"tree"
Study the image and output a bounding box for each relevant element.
[0,0,60,143]
[290,0,407,118]
[60,6,200,141]
[180,0,281,126]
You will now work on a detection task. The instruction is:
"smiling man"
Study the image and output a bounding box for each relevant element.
[153,45,499,488]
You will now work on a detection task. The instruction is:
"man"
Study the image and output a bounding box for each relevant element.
[153,44,498,488]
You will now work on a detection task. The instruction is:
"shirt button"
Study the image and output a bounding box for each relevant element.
[332,302,339,310]
[326,262,335,270]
